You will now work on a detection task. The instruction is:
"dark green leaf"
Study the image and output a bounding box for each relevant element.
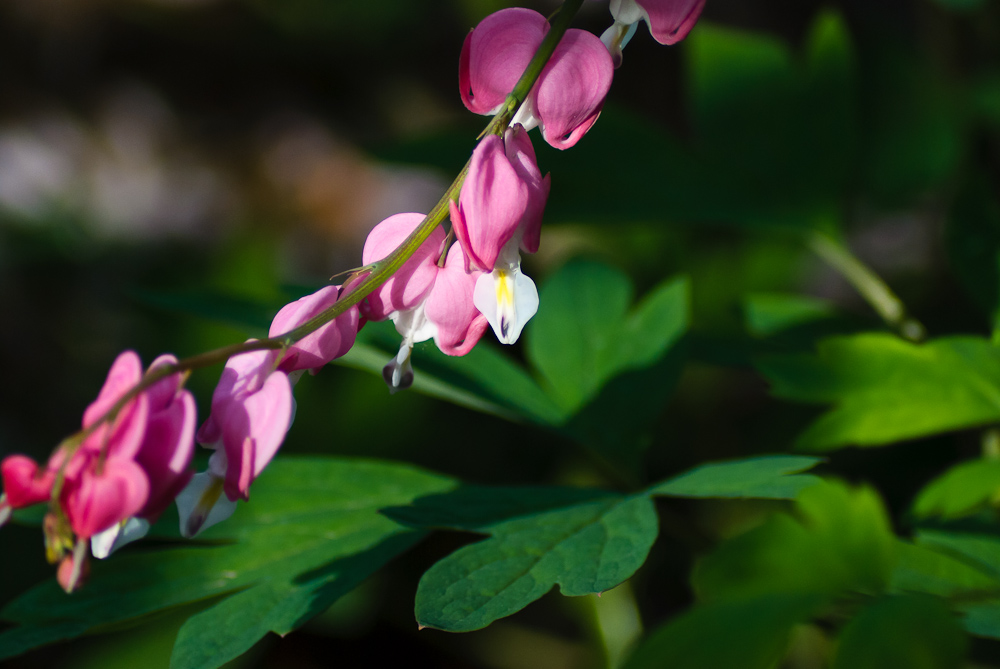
[914,459,1000,520]
[0,458,455,665]
[833,594,967,669]
[622,594,822,669]
[414,492,658,632]
[757,334,1000,450]
[649,455,823,500]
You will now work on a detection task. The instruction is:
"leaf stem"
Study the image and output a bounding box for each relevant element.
[807,231,926,341]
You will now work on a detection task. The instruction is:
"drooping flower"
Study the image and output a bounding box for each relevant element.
[450,125,548,344]
[0,350,197,588]
[361,213,446,322]
[362,215,488,391]
[91,354,198,558]
[176,347,292,537]
[601,0,705,66]
[269,284,360,375]
[460,8,614,150]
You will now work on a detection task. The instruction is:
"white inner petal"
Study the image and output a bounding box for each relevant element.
[175,471,237,538]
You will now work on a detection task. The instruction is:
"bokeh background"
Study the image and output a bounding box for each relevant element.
[2,0,1000,666]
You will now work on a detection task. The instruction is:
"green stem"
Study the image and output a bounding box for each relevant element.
[807,231,926,341]
[65,0,586,454]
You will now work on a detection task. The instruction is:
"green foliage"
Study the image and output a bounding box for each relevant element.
[342,260,690,472]
[833,594,967,669]
[693,481,897,601]
[0,459,455,667]
[744,293,837,338]
[914,458,1000,520]
[395,455,822,632]
[758,333,1000,450]
[647,455,821,499]
[413,492,658,632]
[622,594,822,669]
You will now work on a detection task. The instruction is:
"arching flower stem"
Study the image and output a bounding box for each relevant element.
[70,0,586,458]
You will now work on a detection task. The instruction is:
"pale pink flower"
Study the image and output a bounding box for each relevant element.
[361,213,446,322]
[602,0,705,66]
[269,285,360,374]
[177,347,292,537]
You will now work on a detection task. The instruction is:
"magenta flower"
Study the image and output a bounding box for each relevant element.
[460,8,613,150]
[269,285,360,375]
[1,350,197,586]
[602,0,705,66]
[176,347,292,537]
[73,352,196,559]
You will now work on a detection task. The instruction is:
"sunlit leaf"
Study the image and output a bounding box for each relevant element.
[649,455,823,500]
[693,481,896,600]
[913,459,1000,520]
[758,333,1000,449]
[891,540,1000,597]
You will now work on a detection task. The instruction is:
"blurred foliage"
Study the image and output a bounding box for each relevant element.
[4,0,1000,666]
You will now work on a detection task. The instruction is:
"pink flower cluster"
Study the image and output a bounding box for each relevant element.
[0,1,704,589]
[0,352,195,590]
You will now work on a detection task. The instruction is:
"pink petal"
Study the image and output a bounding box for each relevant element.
[62,459,150,539]
[269,286,360,373]
[144,354,182,412]
[361,213,446,321]
[81,351,150,461]
[220,370,293,501]
[1,455,54,508]
[454,134,530,271]
[425,245,489,356]
[503,125,551,254]
[460,8,549,115]
[136,390,196,519]
[637,0,705,45]
[533,29,614,150]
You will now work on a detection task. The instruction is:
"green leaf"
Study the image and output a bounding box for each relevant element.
[757,333,1000,450]
[527,262,688,414]
[649,455,823,499]
[0,458,455,665]
[833,594,967,669]
[891,540,1000,597]
[910,530,1000,640]
[914,459,1000,520]
[744,293,837,338]
[339,320,564,426]
[412,490,659,632]
[622,594,822,669]
[693,481,897,601]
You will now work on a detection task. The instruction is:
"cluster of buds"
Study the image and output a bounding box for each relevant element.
[0,0,703,591]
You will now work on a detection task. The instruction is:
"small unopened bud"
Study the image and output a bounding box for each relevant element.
[57,540,90,593]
